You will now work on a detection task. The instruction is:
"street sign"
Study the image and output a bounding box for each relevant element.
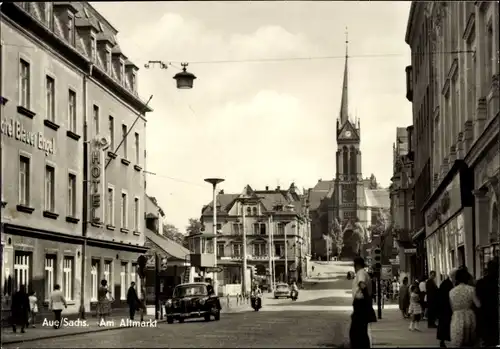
[205,266,224,273]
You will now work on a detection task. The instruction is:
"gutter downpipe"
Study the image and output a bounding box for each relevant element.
[79,63,93,319]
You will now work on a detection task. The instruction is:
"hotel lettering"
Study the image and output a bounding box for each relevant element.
[1,118,55,155]
[90,140,103,225]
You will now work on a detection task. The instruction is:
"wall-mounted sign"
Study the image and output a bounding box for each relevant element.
[89,138,105,225]
[404,248,417,254]
[1,118,55,155]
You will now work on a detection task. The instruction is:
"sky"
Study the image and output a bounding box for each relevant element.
[91,1,413,233]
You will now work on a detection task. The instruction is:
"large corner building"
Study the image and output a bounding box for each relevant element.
[1,2,152,318]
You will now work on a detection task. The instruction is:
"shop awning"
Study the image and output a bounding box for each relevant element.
[145,229,191,262]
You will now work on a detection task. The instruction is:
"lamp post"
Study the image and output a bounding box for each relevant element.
[204,178,224,295]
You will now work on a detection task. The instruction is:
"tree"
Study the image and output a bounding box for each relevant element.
[329,218,344,256]
[186,218,203,236]
[162,223,185,245]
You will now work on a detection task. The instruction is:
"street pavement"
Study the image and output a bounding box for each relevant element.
[2,261,437,348]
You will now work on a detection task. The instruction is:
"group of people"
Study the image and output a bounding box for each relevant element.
[397,259,499,347]
[10,279,146,333]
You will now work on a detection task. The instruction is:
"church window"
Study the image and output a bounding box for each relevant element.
[342,147,349,175]
[350,146,357,176]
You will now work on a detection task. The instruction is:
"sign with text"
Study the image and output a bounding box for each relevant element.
[89,138,105,225]
[1,118,55,155]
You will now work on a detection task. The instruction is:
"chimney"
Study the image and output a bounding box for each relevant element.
[318,179,322,182]
[276,186,280,190]
[265,186,269,191]
[219,189,224,194]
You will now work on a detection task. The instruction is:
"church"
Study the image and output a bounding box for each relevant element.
[307,35,390,260]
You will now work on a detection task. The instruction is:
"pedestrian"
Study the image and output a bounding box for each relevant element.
[408,284,422,331]
[97,279,113,325]
[11,284,29,333]
[475,258,499,347]
[418,276,427,319]
[392,277,400,301]
[349,257,376,348]
[425,271,438,328]
[28,291,38,327]
[126,282,140,320]
[398,277,410,318]
[49,284,67,329]
[436,268,456,348]
[449,267,478,347]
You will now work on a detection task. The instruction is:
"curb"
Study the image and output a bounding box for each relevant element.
[2,319,167,345]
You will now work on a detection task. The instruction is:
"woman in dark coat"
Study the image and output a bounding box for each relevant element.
[398,277,410,318]
[11,284,30,333]
[437,269,456,347]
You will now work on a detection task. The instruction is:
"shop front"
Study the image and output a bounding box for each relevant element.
[423,162,474,284]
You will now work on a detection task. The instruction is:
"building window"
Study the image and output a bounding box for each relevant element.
[252,207,258,216]
[131,73,136,91]
[104,50,111,73]
[68,173,76,217]
[14,252,31,291]
[134,197,140,232]
[93,105,99,135]
[232,223,241,234]
[121,191,128,228]
[486,23,493,81]
[119,61,125,82]
[253,244,266,257]
[46,76,55,121]
[134,132,140,164]
[277,223,285,235]
[63,256,74,300]
[120,263,127,300]
[44,255,56,300]
[19,59,30,108]
[232,244,242,258]
[45,165,55,212]
[90,259,100,301]
[90,35,97,61]
[275,243,283,257]
[253,223,267,235]
[246,206,251,216]
[19,156,30,205]
[121,124,128,158]
[104,261,112,295]
[217,243,225,257]
[67,14,75,45]
[68,90,77,132]
[107,186,115,226]
[109,116,114,150]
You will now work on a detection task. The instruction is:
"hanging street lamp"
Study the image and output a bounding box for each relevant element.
[173,63,197,89]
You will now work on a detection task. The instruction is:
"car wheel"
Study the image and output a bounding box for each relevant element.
[167,317,174,324]
[214,310,220,321]
[274,296,278,299]
[178,318,185,323]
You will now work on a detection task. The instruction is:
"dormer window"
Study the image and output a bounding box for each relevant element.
[90,35,97,61]
[67,13,75,45]
[131,73,136,91]
[119,60,125,82]
[104,49,111,73]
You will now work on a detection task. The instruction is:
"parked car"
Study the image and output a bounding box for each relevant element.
[164,282,221,323]
[274,283,291,299]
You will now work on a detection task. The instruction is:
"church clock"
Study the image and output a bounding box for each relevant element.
[342,184,356,203]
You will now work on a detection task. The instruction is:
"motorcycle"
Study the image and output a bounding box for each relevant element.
[290,289,298,301]
[251,296,262,311]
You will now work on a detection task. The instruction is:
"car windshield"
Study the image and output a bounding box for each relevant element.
[173,285,208,297]
[277,284,289,290]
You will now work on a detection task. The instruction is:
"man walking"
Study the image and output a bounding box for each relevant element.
[349,257,376,348]
[425,271,438,328]
[127,282,140,320]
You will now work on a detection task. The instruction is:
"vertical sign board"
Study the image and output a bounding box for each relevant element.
[89,139,105,225]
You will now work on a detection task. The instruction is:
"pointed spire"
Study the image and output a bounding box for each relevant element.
[339,27,349,124]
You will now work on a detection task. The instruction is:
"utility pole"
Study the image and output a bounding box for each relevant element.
[241,201,248,295]
[270,217,276,289]
[268,214,273,291]
[284,223,288,283]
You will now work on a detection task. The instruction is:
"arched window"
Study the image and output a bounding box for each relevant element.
[492,202,498,235]
[343,146,349,175]
[246,206,252,216]
[252,207,258,216]
[350,146,357,177]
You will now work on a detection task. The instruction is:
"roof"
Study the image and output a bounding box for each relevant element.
[202,194,240,215]
[307,180,334,211]
[145,229,190,261]
[365,189,390,209]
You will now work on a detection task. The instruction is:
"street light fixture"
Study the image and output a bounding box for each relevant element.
[173,63,197,89]
[204,178,225,294]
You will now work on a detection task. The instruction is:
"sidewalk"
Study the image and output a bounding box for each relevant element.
[2,313,164,345]
[370,309,438,348]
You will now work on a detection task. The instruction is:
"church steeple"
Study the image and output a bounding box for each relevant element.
[339,27,349,124]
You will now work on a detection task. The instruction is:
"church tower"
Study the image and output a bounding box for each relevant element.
[331,29,364,251]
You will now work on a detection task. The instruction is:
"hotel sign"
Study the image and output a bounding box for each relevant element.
[89,138,105,225]
[1,118,55,155]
